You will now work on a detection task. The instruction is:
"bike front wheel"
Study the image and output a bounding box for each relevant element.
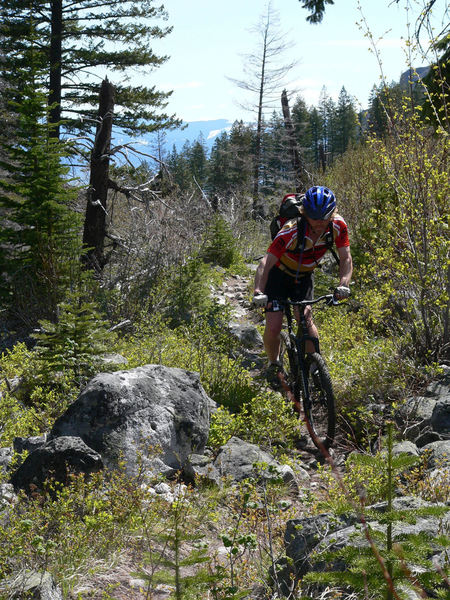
[279,330,301,413]
[303,353,336,449]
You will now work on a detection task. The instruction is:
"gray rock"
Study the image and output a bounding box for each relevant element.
[400,396,438,423]
[213,436,302,492]
[13,434,48,455]
[99,352,129,366]
[285,513,357,577]
[392,440,419,457]
[430,400,450,436]
[0,482,17,513]
[283,496,449,592]
[229,323,263,349]
[49,365,213,476]
[0,447,13,473]
[420,440,450,469]
[10,436,103,494]
[415,429,443,447]
[184,453,222,486]
[0,570,63,600]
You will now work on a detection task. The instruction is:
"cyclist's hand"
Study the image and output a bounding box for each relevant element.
[252,293,268,307]
[334,286,350,300]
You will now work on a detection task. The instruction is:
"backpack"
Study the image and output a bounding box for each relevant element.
[270,193,340,265]
[269,193,303,240]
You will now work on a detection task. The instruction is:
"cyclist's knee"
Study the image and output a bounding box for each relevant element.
[265,312,283,338]
[304,305,314,329]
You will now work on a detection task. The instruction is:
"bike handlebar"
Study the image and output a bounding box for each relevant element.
[285,294,340,307]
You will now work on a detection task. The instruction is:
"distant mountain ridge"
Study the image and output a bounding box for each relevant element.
[119,65,431,165]
[144,118,234,155]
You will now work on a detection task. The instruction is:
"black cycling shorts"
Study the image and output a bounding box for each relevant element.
[264,266,313,312]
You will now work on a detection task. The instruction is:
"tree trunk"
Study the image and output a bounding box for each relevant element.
[49,0,63,138]
[82,79,115,273]
[281,89,307,192]
[319,142,326,173]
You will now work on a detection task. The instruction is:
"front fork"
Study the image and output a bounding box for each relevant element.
[296,334,320,410]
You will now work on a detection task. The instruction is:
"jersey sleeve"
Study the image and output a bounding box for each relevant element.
[333,217,350,248]
[267,226,296,259]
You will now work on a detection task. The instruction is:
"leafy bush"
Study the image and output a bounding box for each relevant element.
[314,304,411,405]
[0,468,159,595]
[328,107,449,362]
[208,391,300,456]
[115,311,257,412]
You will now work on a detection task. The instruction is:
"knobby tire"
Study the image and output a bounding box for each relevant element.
[303,353,336,449]
[279,331,301,413]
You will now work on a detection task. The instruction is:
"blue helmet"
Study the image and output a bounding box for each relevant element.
[303,186,336,220]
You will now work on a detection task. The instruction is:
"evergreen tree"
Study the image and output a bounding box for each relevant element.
[334,86,359,155]
[166,144,191,191]
[227,120,254,195]
[208,131,232,198]
[0,30,82,323]
[263,111,292,192]
[421,34,450,131]
[308,106,323,170]
[188,136,208,188]
[292,95,315,167]
[366,82,403,138]
[0,0,181,138]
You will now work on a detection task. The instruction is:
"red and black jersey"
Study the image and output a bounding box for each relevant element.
[267,216,350,277]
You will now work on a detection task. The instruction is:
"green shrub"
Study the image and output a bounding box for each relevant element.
[208,391,299,455]
[199,214,241,268]
[32,290,113,388]
[115,311,256,412]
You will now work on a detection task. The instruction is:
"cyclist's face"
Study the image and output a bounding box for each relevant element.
[306,216,331,234]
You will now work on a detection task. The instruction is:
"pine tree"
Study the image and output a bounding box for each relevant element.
[32,281,112,387]
[188,136,209,188]
[0,25,82,323]
[334,86,360,156]
[0,0,181,138]
[292,95,315,167]
[208,131,232,198]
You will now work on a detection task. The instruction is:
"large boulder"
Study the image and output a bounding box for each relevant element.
[50,365,213,476]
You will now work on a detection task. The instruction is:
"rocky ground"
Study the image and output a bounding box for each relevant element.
[0,270,448,600]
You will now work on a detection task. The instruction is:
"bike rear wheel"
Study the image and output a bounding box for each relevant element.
[303,353,336,449]
[279,331,301,413]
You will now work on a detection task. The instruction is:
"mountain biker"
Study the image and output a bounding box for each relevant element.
[253,185,353,389]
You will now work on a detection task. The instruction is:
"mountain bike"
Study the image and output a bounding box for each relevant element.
[278,294,338,450]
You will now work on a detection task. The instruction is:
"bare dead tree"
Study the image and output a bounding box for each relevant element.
[82,78,115,273]
[228,2,298,218]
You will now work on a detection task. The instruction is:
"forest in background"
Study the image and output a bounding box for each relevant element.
[0,0,448,598]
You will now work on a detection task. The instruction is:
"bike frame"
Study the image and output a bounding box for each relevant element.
[283,294,337,405]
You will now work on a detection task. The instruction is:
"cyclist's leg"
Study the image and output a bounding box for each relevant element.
[264,310,284,363]
[263,266,290,363]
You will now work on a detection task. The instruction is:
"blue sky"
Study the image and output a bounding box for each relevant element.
[142,0,448,123]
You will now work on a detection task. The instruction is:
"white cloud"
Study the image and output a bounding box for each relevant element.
[207,127,232,140]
